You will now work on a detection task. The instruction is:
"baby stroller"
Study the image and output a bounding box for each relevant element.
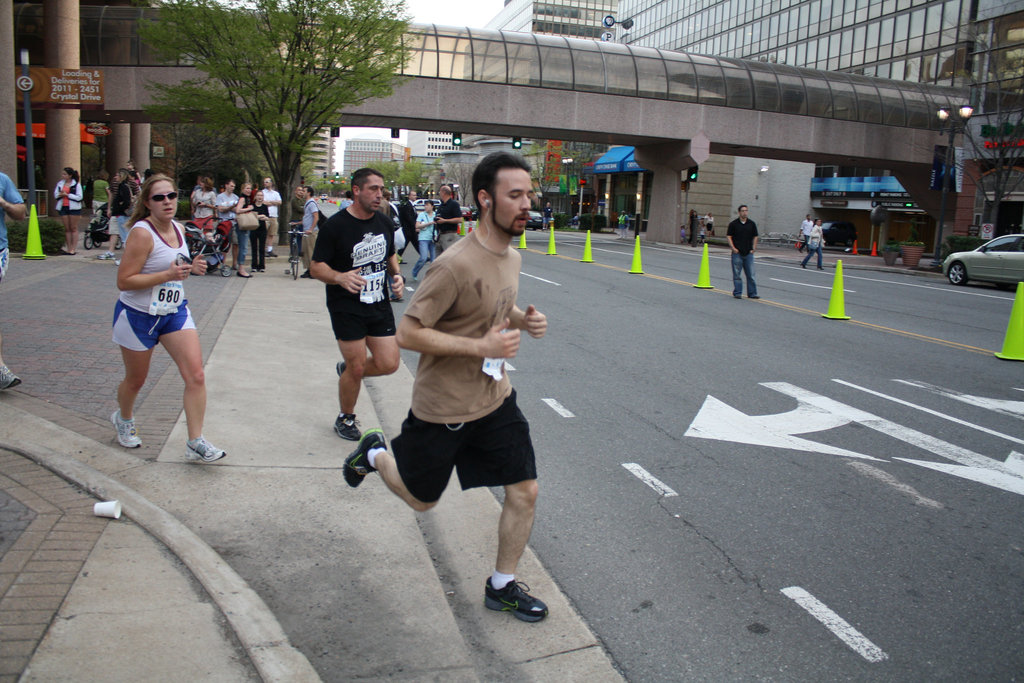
[184,216,233,277]
[83,203,120,250]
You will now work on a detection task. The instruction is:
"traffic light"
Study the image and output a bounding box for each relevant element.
[687,166,699,182]
[579,177,587,186]
[330,127,340,137]
[390,128,400,138]
[452,132,462,146]
[512,136,522,149]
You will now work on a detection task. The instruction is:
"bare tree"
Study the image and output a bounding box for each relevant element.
[960,22,1024,232]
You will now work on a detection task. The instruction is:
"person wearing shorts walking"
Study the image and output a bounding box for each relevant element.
[342,152,550,622]
[0,171,26,391]
[310,167,403,442]
[110,173,225,462]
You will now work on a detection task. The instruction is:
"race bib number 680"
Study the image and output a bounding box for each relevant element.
[149,281,184,316]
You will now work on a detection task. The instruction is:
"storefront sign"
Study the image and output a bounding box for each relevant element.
[84,122,111,136]
[820,200,848,207]
[18,67,104,109]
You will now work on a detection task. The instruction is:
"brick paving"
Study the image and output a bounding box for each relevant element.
[0,449,108,682]
[0,252,245,678]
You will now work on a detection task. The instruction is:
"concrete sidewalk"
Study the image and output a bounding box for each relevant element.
[0,250,621,681]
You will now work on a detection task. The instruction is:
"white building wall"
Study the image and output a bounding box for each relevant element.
[730,157,815,235]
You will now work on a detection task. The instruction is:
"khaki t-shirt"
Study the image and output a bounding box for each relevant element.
[404,231,521,423]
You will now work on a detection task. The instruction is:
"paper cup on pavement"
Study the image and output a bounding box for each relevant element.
[93,500,122,519]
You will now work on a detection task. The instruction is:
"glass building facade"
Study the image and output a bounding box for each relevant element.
[487,0,619,40]
[618,0,973,86]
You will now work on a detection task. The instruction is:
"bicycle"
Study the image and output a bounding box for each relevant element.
[286,226,304,280]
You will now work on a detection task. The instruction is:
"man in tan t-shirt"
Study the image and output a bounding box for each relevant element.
[341,152,551,623]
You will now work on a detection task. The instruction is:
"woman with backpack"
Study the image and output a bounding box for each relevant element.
[54,167,84,255]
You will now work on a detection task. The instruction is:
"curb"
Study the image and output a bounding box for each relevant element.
[0,438,321,683]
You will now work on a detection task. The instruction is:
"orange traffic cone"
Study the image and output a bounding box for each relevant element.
[851,240,859,255]
[870,241,877,257]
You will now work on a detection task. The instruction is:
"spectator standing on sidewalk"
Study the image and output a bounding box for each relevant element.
[294,185,319,279]
[411,199,436,280]
[249,190,271,272]
[434,184,463,254]
[727,204,759,299]
[801,218,825,270]
[216,179,243,274]
[261,177,282,258]
[798,214,813,252]
[342,152,550,623]
[54,167,84,255]
[0,171,27,391]
[92,170,109,214]
[310,167,403,442]
[705,210,715,236]
[109,169,134,250]
[110,173,225,462]
[397,190,419,265]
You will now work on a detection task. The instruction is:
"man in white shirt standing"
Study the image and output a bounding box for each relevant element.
[798,214,814,253]
[261,177,282,257]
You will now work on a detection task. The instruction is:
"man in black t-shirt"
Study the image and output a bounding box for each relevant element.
[726,204,759,299]
[310,167,405,441]
[434,184,463,254]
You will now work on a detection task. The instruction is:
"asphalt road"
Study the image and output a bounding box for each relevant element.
[399,231,1023,681]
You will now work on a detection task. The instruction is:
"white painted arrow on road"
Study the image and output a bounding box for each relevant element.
[684,393,882,460]
[685,382,1024,497]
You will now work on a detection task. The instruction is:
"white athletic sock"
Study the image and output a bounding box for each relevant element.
[490,571,515,591]
[367,447,386,469]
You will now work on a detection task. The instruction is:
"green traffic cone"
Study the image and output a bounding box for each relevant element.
[822,259,851,320]
[694,242,713,289]
[995,281,1024,361]
[22,205,45,260]
[628,236,643,274]
[546,225,557,255]
[580,230,594,263]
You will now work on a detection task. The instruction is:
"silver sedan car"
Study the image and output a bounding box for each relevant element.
[943,234,1024,288]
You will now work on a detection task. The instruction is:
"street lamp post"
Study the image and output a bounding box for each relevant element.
[931,105,973,267]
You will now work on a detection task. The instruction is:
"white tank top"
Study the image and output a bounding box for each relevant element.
[118,220,190,313]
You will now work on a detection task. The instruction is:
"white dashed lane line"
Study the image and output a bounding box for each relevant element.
[781,586,889,663]
[541,398,575,417]
[621,463,678,497]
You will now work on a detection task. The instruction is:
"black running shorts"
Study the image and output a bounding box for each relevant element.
[329,302,396,341]
[391,390,537,504]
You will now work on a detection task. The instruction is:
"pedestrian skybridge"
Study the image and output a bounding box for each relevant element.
[402,24,964,132]
[13,6,970,242]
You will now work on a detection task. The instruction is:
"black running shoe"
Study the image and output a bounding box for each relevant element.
[484,578,548,622]
[336,360,346,377]
[334,413,361,441]
[343,428,384,488]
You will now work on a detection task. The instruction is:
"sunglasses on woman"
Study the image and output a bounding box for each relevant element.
[150,191,179,202]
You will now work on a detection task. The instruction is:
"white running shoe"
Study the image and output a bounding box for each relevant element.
[110,410,141,448]
[186,436,226,463]
[0,365,21,391]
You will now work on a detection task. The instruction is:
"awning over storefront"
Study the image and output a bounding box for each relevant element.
[594,147,647,174]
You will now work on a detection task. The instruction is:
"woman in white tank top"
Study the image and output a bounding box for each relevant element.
[110,173,226,463]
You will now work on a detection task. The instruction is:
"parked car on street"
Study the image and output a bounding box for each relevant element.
[526,210,544,229]
[821,220,857,247]
[942,234,1024,288]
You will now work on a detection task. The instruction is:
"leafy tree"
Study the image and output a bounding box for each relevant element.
[138,0,409,221]
[151,122,264,190]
